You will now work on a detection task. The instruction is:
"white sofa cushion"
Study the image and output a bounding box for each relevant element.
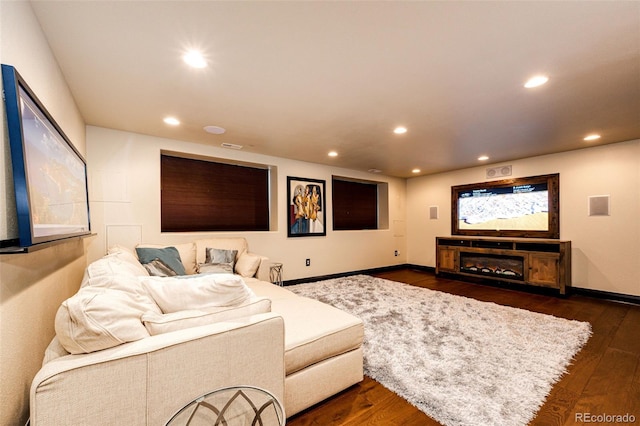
[245,279,364,375]
[80,274,162,315]
[270,297,364,375]
[82,251,149,286]
[245,278,301,301]
[141,297,272,335]
[42,336,70,365]
[140,274,255,313]
[55,287,150,354]
[107,244,137,257]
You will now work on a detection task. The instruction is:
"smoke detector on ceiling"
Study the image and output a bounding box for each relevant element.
[204,125,226,135]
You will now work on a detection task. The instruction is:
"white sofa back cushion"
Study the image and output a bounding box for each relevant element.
[141,297,272,335]
[55,287,151,354]
[140,273,255,313]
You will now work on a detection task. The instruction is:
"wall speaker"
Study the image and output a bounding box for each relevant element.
[486,165,512,179]
[429,206,439,220]
[588,195,610,216]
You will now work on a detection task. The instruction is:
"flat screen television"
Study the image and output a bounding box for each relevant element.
[2,64,90,248]
[451,173,559,239]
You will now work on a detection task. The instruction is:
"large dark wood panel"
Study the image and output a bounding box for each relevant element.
[332,178,378,230]
[161,155,269,232]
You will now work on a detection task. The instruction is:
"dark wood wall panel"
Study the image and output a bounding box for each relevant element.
[332,178,378,230]
[161,155,269,232]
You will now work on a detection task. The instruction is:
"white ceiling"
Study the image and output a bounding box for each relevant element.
[30,1,640,178]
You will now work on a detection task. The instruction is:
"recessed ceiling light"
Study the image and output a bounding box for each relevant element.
[328,151,338,157]
[412,168,421,174]
[163,117,180,126]
[478,155,490,161]
[394,126,407,135]
[583,134,601,141]
[204,125,226,135]
[524,75,549,88]
[183,50,207,68]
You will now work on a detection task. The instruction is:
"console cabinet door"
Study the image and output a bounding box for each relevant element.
[528,253,560,287]
[437,247,458,273]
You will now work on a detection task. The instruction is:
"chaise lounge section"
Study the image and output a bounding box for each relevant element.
[246,279,364,416]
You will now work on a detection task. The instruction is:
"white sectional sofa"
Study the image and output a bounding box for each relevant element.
[30,238,364,425]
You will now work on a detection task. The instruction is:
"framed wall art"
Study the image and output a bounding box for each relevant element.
[1,64,91,248]
[287,177,326,237]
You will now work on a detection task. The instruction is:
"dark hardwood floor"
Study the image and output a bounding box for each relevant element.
[286,268,640,426]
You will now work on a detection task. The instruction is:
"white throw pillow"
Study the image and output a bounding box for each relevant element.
[84,252,149,284]
[107,244,137,258]
[141,297,272,335]
[140,274,255,313]
[235,252,262,277]
[81,274,162,315]
[55,287,150,354]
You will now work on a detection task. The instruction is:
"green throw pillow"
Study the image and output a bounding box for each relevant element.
[136,246,186,276]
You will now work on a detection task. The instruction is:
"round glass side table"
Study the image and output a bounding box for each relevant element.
[165,385,285,426]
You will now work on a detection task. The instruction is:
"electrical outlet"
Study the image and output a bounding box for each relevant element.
[394,250,399,256]
[305,258,311,266]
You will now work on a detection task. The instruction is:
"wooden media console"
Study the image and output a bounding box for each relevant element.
[436,237,571,295]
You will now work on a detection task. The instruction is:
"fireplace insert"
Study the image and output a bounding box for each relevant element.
[459,252,524,280]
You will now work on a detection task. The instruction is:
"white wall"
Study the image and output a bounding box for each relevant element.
[86,126,407,280]
[0,1,88,424]
[1,1,85,241]
[407,139,640,297]
[88,127,639,296]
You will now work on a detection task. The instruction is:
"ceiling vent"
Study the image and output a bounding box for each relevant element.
[220,142,243,150]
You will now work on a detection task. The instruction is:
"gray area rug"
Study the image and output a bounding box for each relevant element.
[287,275,591,426]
